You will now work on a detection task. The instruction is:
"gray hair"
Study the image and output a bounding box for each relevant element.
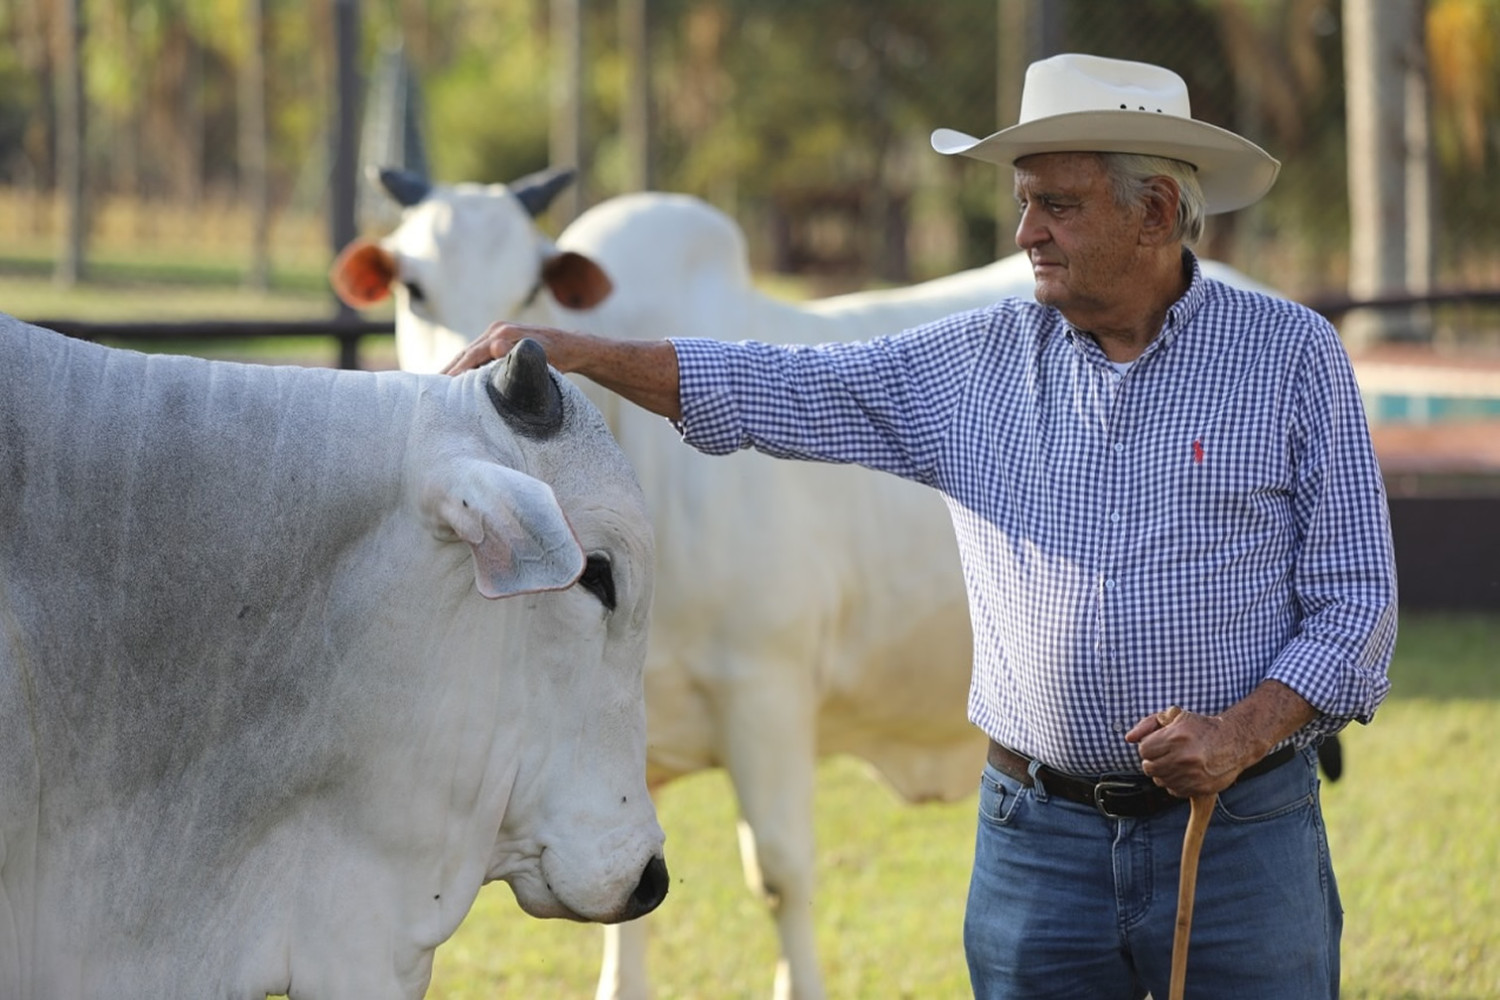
[1098,152,1206,245]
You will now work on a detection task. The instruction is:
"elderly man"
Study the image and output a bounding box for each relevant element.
[446,53,1396,1000]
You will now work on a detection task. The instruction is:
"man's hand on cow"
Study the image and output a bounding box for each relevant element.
[443,321,686,422]
[1124,709,1246,799]
[442,321,574,375]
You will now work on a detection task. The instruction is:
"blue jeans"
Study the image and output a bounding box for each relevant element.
[964,746,1340,999]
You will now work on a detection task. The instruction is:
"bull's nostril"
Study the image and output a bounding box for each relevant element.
[622,855,669,921]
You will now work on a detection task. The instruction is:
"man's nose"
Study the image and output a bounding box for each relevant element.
[1015,204,1047,251]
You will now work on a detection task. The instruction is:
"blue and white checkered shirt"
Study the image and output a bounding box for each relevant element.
[671,254,1397,775]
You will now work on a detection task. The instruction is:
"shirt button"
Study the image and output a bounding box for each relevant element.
[1113,443,1125,453]
[1105,578,1117,591]
[1110,512,1121,523]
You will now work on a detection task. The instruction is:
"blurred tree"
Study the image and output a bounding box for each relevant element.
[240,0,270,288]
[420,4,552,186]
[54,0,87,285]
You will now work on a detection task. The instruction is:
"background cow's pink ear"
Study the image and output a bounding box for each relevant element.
[329,240,397,308]
[541,251,614,311]
[424,462,585,599]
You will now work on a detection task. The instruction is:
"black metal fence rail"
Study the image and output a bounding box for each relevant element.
[1302,289,1500,320]
[32,315,395,371]
[22,292,1500,613]
[27,287,1499,370]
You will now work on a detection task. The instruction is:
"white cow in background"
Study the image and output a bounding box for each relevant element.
[0,316,665,1000]
[331,169,1289,1000]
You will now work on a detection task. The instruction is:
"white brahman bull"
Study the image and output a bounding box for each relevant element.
[0,314,665,1000]
[331,170,1297,1000]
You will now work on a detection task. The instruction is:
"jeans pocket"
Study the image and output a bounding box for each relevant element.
[978,763,1028,827]
[1214,751,1317,825]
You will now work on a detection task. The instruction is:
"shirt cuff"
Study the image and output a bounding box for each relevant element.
[670,337,747,455]
[1265,626,1394,735]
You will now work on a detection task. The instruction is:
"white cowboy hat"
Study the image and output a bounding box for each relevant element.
[931,53,1280,214]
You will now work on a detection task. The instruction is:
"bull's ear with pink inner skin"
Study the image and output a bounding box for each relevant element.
[423,462,585,599]
[542,250,614,311]
[329,240,397,309]
[421,337,586,598]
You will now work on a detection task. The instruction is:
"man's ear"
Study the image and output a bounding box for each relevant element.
[1139,176,1181,247]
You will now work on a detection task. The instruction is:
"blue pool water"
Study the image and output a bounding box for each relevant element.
[1367,394,1500,423]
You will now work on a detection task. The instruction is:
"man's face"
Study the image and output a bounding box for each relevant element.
[1012,153,1144,322]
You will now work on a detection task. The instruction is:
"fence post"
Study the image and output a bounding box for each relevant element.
[332,0,363,369]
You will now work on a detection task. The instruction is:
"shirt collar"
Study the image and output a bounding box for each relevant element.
[1061,247,1210,367]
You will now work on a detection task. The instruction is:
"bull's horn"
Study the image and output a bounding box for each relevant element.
[373,165,432,207]
[486,338,564,438]
[510,167,577,218]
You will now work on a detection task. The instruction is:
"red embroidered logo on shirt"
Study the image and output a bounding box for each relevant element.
[1192,440,1205,464]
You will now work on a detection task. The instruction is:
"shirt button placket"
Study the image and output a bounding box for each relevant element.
[1102,429,1128,740]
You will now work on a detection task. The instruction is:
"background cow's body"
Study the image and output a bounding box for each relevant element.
[337,179,1279,1000]
[0,315,663,1000]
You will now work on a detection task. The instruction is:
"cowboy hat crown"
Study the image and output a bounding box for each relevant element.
[932,53,1280,214]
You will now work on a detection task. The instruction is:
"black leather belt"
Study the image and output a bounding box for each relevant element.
[986,740,1297,818]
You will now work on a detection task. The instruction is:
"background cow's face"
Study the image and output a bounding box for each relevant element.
[388,185,548,363]
[329,168,613,374]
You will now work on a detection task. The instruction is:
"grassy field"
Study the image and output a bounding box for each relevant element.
[415,614,1500,1000]
[9,262,1497,998]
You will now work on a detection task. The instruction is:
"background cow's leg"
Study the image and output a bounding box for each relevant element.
[720,674,824,1000]
[596,917,651,1000]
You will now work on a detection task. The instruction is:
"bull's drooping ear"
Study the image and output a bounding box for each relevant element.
[329,240,397,308]
[509,166,577,218]
[541,251,614,311]
[424,461,585,599]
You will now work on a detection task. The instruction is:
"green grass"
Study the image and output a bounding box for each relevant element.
[420,613,1500,1000]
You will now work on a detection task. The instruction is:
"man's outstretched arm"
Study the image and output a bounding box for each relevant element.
[443,321,683,421]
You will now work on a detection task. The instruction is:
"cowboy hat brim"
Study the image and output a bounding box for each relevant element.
[932,110,1281,215]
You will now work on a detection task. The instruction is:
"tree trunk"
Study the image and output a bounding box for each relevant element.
[53,0,86,287]
[241,0,271,290]
[1342,0,1411,348]
[1403,1,1433,340]
[620,0,652,193]
[331,0,362,367]
[550,0,584,223]
[995,0,1029,255]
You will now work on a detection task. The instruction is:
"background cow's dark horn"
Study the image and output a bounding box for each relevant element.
[374,166,432,207]
[486,338,564,438]
[510,167,577,218]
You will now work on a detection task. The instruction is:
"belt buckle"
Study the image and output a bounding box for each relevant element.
[1092,778,1154,818]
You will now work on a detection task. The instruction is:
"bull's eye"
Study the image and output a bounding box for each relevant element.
[403,281,427,304]
[578,554,616,611]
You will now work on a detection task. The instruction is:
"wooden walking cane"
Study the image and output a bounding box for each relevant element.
[1157,706,1218,1000]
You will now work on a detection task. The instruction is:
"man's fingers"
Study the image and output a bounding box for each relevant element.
[441,323,520,375]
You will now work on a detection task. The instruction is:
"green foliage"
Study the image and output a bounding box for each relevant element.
[6,2,1500,295]
[422,6,551,184]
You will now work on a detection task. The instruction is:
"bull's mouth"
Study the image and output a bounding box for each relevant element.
[503,851,669,923]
